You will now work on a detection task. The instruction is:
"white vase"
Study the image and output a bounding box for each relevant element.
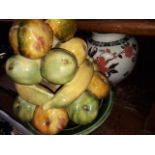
[87,32,138,85]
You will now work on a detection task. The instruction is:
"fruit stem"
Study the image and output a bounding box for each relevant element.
[83,105,90,111]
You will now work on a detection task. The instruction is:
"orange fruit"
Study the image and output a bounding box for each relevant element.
[33,106,69,135]
[88,72,110,99]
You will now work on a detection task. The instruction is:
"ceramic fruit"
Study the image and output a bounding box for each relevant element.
[5,55,42,85]
[9,20,22,54]
[9,19,53,59]
[41,48,77,85]
[67,91,99,125]
[15,83,54,105]
[40,79,61,93]
[13,96,36,122]
[87,32,138,85]
[59,37,87,65]
[43,60,94,110]
[87,71,110,99]
[33,106,69,135]
[45,19,77,42]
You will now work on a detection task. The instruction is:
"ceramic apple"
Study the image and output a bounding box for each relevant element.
[33,106,69,135]
[9,19,53,59]
[87,71,110,99]
[9,20,22,54]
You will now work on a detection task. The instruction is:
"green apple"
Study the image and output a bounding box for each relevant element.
[5,55,42,85]
[67,91,99,125]
[13,96,36,122]
[41,48,77,84]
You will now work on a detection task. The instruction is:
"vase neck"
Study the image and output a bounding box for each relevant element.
[92,32,126,42]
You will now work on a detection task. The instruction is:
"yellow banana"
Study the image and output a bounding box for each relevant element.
[43,60,94,109]
[15,83,54,105]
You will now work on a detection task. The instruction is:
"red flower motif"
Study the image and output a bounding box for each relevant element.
[124,46,134,58]
[94,56,109,73]
[105,48,111,53]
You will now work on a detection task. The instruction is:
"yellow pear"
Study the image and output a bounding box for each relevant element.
[59,37,87,65]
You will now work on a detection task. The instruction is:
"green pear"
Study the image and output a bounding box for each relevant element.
[41,48,77,84]
[13,96,36,122]
[5,55,42,85]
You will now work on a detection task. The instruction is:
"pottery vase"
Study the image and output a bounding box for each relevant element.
[87,32,138,85]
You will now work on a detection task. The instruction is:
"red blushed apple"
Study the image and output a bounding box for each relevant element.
[33,106,69,135]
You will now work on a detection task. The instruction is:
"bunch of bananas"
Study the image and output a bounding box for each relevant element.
[5,19,110,135]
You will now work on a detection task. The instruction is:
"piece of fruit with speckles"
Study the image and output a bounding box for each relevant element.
[45,19,77,42]
[59,37,88,65]
[5,55,42,85]
[13,96,36,122]
[33,106,69,135]
[41,48,77,85]
[67,91,99,125]
[87,72,110,99]
[9,19,53,59]
[9,20,22,54]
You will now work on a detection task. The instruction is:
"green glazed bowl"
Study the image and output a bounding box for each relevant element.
[26,88,114,135]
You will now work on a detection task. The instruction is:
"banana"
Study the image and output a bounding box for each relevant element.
[43,60,94,109]
[15,83,54,105]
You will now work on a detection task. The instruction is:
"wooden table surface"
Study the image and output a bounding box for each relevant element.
[1,19,155,36]
[77,19,155,36]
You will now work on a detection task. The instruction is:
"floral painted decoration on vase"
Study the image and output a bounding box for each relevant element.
[87,33,138,85]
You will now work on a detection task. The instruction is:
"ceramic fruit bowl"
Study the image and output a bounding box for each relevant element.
[4,19,114,135]
[26,88,114,135]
